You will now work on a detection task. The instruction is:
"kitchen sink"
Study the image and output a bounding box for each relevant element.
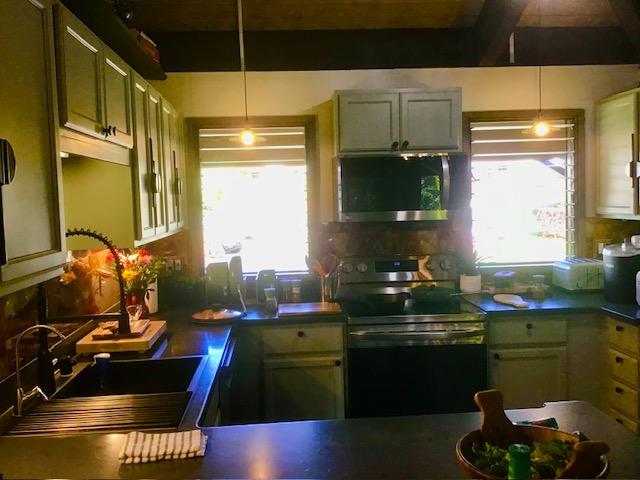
[6,356,206,436]
[55,356,205,398]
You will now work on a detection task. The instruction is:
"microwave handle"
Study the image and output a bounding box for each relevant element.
[440,156,451,210]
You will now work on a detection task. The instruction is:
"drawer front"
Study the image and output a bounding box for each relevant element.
[609,348,639,387]
[490,318,567,345]
[262,324,343,354]
[608,318,639,357]
[610,408,640,434]
[608,379,639,420]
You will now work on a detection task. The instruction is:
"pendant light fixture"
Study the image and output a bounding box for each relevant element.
[531,0,549,137]
[237,0,256,146]
[532,65,550,137]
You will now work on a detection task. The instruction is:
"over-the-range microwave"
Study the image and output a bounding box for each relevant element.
[338,153,465,222]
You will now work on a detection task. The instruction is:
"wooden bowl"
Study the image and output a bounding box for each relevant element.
[456,425,609,480]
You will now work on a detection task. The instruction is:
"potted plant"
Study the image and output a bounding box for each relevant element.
[459,251,484,293]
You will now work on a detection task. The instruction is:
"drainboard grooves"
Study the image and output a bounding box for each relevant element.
[8,392,191,436]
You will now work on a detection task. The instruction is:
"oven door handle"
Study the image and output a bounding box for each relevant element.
[350,328,484,339]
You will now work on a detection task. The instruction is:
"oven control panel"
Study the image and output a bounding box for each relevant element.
[339,254,458,284]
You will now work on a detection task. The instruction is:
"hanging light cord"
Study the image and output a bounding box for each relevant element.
[237,0,249,121]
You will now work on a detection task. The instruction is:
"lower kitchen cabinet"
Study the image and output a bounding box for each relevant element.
[607,315,640,433]
[489,347,568,409]
[262,323,346,422]
[264,354,344,421]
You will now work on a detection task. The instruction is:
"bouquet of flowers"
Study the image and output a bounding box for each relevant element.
[108,248,164,306]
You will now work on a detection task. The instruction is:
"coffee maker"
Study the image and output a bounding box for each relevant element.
[603,239,640,304]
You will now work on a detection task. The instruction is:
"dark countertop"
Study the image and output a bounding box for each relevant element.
[602,303,640,326]
[0,400,638,479]
[462,288,605,316]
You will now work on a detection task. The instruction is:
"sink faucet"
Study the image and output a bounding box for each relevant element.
[65,228,130,334]
[14,324,66,416]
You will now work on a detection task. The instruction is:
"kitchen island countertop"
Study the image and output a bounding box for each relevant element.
[0,400,638,478]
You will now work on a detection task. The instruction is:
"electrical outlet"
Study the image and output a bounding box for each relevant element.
[174,258,182,272]
[165,258,175,274]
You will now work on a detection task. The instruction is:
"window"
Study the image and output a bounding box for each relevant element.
[470,118,577,265]
[199,126,309,273]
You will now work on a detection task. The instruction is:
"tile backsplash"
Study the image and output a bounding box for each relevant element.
[584,217,640,257]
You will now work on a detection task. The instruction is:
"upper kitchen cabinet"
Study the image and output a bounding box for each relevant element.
[596,89,639,219]
[161,100,186,233]
[335,89,462,155]
[400,91,461,151]
[0,0,66,296]
[102,47,134,148]
[54,5,133,157]
[337,92,400,153]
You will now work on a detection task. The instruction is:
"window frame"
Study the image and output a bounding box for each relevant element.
[185,115,320,275]
[463,109,586,270]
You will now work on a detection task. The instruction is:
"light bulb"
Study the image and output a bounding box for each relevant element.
[533,120,550,137]
[239,128,256,146]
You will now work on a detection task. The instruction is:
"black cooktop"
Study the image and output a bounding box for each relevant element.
[340,297,476,318]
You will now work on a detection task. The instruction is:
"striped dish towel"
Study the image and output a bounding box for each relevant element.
[119,430,208,464]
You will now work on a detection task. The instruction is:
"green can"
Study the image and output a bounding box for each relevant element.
[508,443,531,480]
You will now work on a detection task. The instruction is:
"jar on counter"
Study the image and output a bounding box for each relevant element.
[532,274,546,301]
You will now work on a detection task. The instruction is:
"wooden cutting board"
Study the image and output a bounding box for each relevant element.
[277,302,342,317]
[76,321,167,354]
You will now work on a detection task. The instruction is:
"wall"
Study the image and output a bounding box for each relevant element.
[152,65,640,221]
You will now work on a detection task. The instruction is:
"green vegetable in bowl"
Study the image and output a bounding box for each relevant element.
[472,439,574,479]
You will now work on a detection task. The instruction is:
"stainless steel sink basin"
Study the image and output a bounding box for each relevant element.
[56,356,205,398]
[6,356,206,436]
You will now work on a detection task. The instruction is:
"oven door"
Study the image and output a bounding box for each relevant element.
[338,155,450,222]
[347,323,487,418]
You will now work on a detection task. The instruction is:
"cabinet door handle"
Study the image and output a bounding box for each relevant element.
[526,323,533,330]
[616,356,624,364]
[0,139,17,186]
[493,353,500,360]
[616,325,624,332]
[401,140,409,149]
[616,386,624,394]
[391,141,399,150]
[334,360,342,366]
[297,331,305,338]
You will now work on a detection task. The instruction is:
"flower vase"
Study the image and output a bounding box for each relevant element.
[145,281,158,315]
[126,293,150,319]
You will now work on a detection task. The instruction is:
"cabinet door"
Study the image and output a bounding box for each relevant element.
[489,347,567,409]
[147,88,166,234]
[131,74,156,241]
[596,92,639,218]
[400,90,462,152]
[161,101,183,232]
[55,6,104,139]
[102,48,133,148]
[264,355,345,422]
[337,93,400,153]
[0,0,66,293]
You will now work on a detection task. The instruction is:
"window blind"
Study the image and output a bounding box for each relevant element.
[199,126,306,166]
[470,120,577,258]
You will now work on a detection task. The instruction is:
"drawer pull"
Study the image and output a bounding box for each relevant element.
[526,323,533,330]
[616,387,624,394]
[616,325,624,332]
[297,331,305,338]
[615,356,624,364]
[335,360,342,366]
[493,353,501,360]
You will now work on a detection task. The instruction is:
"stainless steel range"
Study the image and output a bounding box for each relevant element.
[337,254,487,418]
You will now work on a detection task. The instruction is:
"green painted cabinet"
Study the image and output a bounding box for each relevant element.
[161,100,185,233]
[0,0,66,296]
[335,89,462,154]
[55,5,133,149]
[596,89,640,219]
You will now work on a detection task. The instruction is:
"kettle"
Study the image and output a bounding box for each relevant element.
[603,239,640,304]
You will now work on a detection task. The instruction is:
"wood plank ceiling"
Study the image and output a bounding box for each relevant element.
[127,0,640,71]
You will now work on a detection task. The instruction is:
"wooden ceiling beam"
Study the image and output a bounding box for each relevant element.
[608,0,640,53]
[150,27,637,72]
[474,0,530,66]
